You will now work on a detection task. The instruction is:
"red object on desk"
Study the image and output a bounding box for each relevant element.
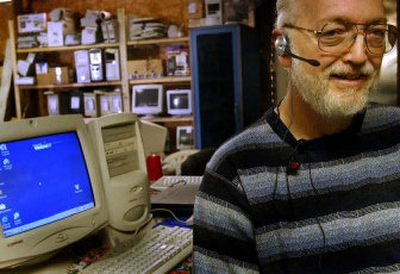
[146,153,163,181]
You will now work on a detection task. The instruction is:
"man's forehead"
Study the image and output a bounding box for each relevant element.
[294,0,386,26]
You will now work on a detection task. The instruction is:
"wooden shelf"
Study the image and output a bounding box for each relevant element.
[18,81,122,90]
[144,115,193,123]
[129,76,191,85]
[127,37,189,46]
[16,43,120,53]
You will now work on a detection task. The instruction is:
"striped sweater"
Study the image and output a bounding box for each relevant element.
[193,104,400,273]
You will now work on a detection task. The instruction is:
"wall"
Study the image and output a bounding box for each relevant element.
[0,3,15,62]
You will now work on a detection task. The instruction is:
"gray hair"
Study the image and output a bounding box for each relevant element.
[275,0,297,28]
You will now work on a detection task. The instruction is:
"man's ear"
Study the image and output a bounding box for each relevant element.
[272,29,291,69]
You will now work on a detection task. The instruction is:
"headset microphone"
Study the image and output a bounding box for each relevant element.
[275,34,321,67]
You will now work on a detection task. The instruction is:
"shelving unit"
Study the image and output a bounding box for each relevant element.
[9,8,194,151]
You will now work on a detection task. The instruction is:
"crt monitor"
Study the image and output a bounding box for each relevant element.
[87,113,151,235]
[166,89,192,116]
[0,115,107,269]
[176,125,194,150]
[131,84,163,116]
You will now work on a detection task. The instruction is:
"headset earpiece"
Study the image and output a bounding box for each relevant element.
[275,34,290,56]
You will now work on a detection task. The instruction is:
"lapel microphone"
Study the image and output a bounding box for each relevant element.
[287,158,300,175]
[275,34,321,67]
[286,139,306,175]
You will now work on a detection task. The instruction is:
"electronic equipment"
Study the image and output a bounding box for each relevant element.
[44,91,69,115]
[104,48,120,81]
[69,89,84,114]
[275,34,320,67]
[89,49,104,82]
[139,119,168,157]
[84,225,193,274]
[87,113,151,235]
[166,89,192,116]
[151,176,202,191]
[131,84,163,117]
[0,115,108,269]
[83,92,98,117]
[17,13,47,33]
[74,50,91,83]
[205,0,222,24]
[176,126,194,150]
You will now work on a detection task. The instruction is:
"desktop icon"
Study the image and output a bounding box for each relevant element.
[3,159,10,166]
[0,203,6,210]
[1,216,8,223]
[0,144,7,151]
[14,212,20,220]
[0,190,3,196]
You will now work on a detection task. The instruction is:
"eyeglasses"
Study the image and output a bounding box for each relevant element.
[283,22,398,56]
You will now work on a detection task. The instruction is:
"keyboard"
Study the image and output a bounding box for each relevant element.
[83,225,193,274]
[150,176,203,191]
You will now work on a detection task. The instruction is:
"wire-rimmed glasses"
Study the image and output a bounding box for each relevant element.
[283,22,398,56]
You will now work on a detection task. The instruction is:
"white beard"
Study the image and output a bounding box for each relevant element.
[290,59,379,119]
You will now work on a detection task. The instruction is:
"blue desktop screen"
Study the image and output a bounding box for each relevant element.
[0,132,95,238]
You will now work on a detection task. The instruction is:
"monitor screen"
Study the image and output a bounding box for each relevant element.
[167,89,192,116]
[0,132,94,238]
[132,85,163,116]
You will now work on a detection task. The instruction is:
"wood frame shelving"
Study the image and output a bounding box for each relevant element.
[9,8,192,122]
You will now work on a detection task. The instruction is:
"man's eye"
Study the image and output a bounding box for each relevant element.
[322,29,346,37]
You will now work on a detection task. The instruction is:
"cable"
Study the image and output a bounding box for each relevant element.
[150,208,192,225]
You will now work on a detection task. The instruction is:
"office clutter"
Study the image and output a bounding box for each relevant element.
[11,7,195,153]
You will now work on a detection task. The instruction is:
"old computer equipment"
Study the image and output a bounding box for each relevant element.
[104,48,120,81]
[131,84,163,117]
[44,91,70,115]
[176,125,194,150]
[0,115,108,269]
[89,48,104,82]
[84,92,98,117]
[74,50,91,83]
[205,0,222,24]
[87,113,151,246]
[166,89,192,116]
[139,119,168,157]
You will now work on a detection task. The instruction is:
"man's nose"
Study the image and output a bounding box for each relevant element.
[342,34,369,65]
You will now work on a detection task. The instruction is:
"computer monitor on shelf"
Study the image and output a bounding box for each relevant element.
[176,125,194,150]
[131,84,163,117]
[0,115,108,269]
[166,89,192,116]
[87,113,151,239]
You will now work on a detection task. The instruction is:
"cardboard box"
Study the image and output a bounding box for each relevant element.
[127,60,147,78]
[36,73,52,85]
[147,59,163,74]
[17,13,47,33]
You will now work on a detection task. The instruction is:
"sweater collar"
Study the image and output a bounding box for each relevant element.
[265,106,366,149]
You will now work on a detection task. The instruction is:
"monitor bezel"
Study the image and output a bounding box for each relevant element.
[131,84,163,115]
[166,89,192,116]
[0,115,107,268]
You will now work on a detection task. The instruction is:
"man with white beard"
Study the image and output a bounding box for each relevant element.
[193,0,400,273]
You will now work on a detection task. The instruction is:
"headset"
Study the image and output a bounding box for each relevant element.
[275,34,320,67]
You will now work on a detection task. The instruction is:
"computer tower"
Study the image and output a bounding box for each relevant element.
[190,24,264,149]
[89,48,104,82]
[105,48,120,81]
[74,50,91,83]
